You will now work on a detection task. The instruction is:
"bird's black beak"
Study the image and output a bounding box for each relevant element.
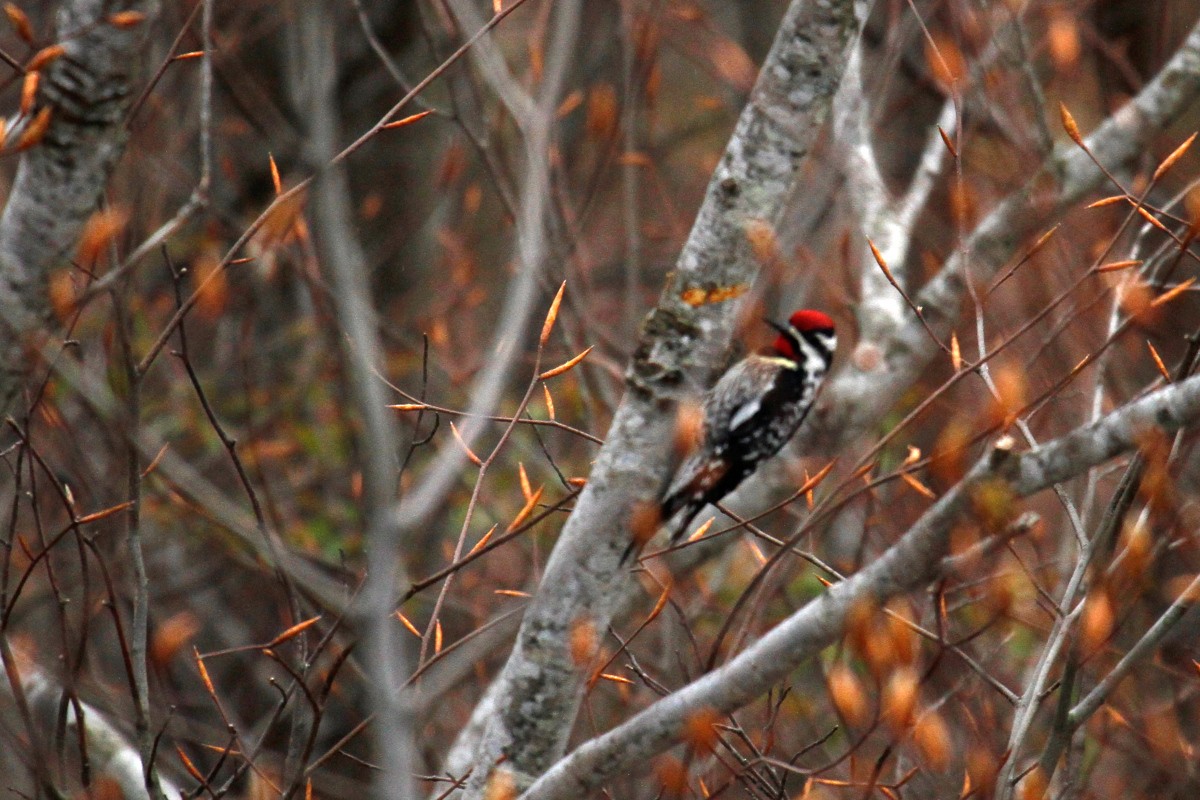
[764,318,788,336]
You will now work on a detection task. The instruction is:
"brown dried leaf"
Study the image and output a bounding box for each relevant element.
[4,3,31,42]
[1059,103,1083,145]
[586,83,618,141]
[77,207,130,265]
[505,485,544,533]
[682,707,721,753]
[539,346,593,380]
[913,712,953,770]
[1153,132,1197,182]
[1150,277,1195,308]
[151,611,200,666]
[827,663,869,728]
[540,281,566,345]
[881,666,919,733]
[1080,590,1114,654]
[26,44,63,71]
[569,616,598,666]
[19,68,37,113]
[15,107,51,151]
[108,10,146,27]
[381,109,433,131]
[266,617,321,648]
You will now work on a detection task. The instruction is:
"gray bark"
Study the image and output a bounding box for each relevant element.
[0,0,159,414]
[459,0,863,795]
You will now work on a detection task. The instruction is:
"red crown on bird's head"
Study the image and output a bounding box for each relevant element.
[787,309,835,333]
[769,309,835,360]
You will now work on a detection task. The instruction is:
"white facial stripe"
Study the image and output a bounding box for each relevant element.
[796,335,831,376]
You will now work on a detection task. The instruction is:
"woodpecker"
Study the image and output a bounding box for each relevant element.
[624,309,836,562]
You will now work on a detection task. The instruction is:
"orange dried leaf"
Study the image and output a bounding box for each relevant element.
[937,126,957,159]
[540,281,566,345]
[542,384,555,420]
[827,663,869,727]
[449,421,483,466]
[387,403,427,411]
[381,109,433,131]
[1136,206,1169,233]
[569,616,598,666]
[1047,11,1081,69]
[193,649,217,696]
[1087,195,1126,209]
[268,154,282,195]
[685,516,716,543]
[434,620,443,654]
[925,33,966,88]
[484,769,517,800]
[467,524,498,556]
[494,589,531,598]
[75,500,134,525]
[798,460,836,495]
[4,3,31,42]
[682,707,721,753]
[172,50,205,61]
[881,666,919,732]
[1018,767,1048,800]
[656,756,687,796]
[27,44,63,72]
[1080,591,1114,654]
[1150,277,1195,308]
[586,83,619,141]
[518,462,533,501]
[151,611,200,666]
[266,616,321,648]
[177,746,204,782]
[950,332,962,370]
[628,501,662,552]
[15,107,51,151]
[141,443,170,478]
[555,89,583,118]
[913,713,953,770]
[395,611,421,638]
[539,345,593,380]
[19,68,38,113]
[901,472,936,500]
[1059,103,1083,145]
[77,207,130,265]
[505,485,544,533]
[1153,132,1197,181]
[1096,259,1141,273]
[109,11,146,27]
[47,269,76,322]
[744,538,767,565]
[867,238,892,276]
[192,254,228,320]
[1147,341,1171,381]
[598,672,633,685]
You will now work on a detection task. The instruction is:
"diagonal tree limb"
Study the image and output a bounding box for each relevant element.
[0,0,161,415]
[520,371,1200,800]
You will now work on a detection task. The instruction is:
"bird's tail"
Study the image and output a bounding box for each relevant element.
[619,488,703,566]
